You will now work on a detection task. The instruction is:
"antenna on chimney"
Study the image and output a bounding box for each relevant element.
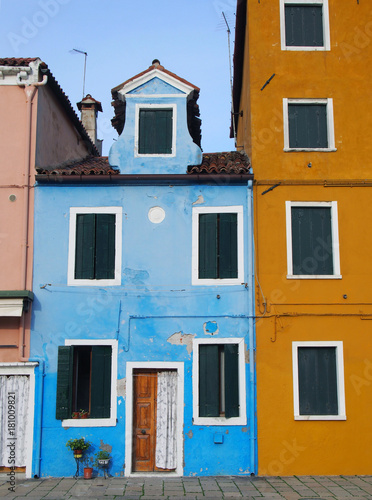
[70,48,88,99]
[222,12,236,146]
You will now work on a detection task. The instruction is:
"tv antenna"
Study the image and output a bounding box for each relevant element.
[222,12,236,145]
[70,48,87,100]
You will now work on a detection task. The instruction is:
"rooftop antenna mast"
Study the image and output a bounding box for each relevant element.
[222,12,237,146]
[71,48,88,100]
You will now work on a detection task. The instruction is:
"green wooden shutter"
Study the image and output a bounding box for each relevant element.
[199,214,218,279]
[199,344,219,417]
[285,5,324,47]
[288,104,327,149]
[95,214,116,280]
[90,346,112,418]
[224,344,240,418]
[291,207,333,275]
[75,214,95,279]
[56,346,73,420]
[219,213,238,279]
[139,109,172,154]
[298,347,338,415]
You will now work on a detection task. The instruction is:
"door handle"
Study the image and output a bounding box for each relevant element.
[141,429,146,435]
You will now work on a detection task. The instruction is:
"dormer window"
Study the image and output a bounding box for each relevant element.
[135,104,176,157]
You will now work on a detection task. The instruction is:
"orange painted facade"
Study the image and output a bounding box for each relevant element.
[233,1,372,474]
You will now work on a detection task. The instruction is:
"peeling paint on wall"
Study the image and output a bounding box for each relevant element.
[186,430,193,439]
[203,321,219,336]
[123,268,149,285]
[167,331,195,354]
[245,349,250,364]
[99,440,112,453]
[192,194,204,205]
[117,377,126,398]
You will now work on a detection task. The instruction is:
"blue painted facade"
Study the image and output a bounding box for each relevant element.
[31,65,256,477]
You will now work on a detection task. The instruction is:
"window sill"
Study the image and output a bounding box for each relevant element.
[193,415,247,426]
[67,278,121,287]
[62,417,116,428]
[134,152,176,158]
[283,147,337,152]
[295,414,346,421]
[287,274,342,280]
[192,279,245,287]
[282,46,329,51]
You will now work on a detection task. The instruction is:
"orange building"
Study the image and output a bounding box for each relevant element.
[233,0,372,475]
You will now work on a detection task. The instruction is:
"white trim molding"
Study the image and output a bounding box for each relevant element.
[67,207,122,287]
[134,103,177,158]
[125,362,184,476]
[292,341,346,420]
[283,98,336,151]
[62,339,118,428]
[0,363,36,478]
[280,0,330,51]
[192,206,244,286]
[192,337,247,426]
[285,201,341,279]
[118,68,194,98]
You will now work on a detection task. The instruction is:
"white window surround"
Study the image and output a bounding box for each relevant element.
[292,341,346,420]
[61,339,118,428]
[134,103,177,158]
[283,98,336,151]
[286,201,341,279]
[279,0,330,51]
[0,363,37,478]
[125,362,184,477]
[67,207,122,287]
[192,338,247,426]
[192,206,244,286]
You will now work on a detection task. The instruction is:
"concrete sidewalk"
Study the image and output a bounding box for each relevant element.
[0,475,372,499]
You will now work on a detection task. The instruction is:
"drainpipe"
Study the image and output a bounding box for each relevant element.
[17,75,47,361]
[247,180,257,475]
[29,359,45,478]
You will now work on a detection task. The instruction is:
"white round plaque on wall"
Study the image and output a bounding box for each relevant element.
[148,206,165,224]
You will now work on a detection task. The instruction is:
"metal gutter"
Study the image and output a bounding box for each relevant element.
[35,173,254,185]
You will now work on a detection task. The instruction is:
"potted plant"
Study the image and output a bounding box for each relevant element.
[79,409,89,419]
[71,411,80,419]
[94,450,111,466]
[66,438,91,459]
[83,456,94,479]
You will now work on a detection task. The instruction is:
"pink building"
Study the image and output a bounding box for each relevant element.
[0,57,98,477]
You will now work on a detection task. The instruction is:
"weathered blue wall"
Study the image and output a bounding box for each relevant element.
[31,181,256,477]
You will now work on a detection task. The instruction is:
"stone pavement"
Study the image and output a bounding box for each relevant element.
[0,475,372,500]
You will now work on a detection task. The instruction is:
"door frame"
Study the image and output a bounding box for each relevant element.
[125,362,184,477]
[0,363,37,478]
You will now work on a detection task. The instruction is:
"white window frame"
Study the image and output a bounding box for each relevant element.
[67,207,122,286]
[286,201,341,279]
[292,341,346,420]
[283,98,336,151]
[280,0,330,51]
[125,361,184,476]
[192,206,244,286]
[61,339,118,428]
[192,337,247,426]
[134,103,177,158]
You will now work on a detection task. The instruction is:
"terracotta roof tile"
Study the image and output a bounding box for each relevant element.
[36,156,118,176]
[188,151,251,174]
[0,58,38,66]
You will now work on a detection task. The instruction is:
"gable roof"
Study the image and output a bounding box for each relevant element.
[36,156,118,176]
[188,151,251,174]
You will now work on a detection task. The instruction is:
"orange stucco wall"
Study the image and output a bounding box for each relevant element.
[236,1,372,474]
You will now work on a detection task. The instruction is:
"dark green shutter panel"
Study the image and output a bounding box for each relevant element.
[199,344,219,417]
[56,346,73,420]
[288,104,327,149]
[139,109,172,154]
[90,346,112,418]
[292,207,333,275]
[224,344,240,418]
[199,214,218,279]
[219,213,238,279]
[298,347,338,415]
[285,5,324,47]
[95,214,115,280]
[75,214,95,279]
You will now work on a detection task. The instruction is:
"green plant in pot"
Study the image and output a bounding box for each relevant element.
[66,438,91,459]
[82,455,94,479]
[94,450,111,466]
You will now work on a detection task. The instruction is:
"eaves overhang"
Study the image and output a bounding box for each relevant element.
[0,290,34,317]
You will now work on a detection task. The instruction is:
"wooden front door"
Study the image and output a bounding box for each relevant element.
[132,371,158,472]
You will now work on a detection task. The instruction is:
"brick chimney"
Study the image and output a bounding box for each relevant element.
[77,94,103,155]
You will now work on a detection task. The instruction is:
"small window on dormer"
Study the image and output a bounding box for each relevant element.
[138,108,173,154]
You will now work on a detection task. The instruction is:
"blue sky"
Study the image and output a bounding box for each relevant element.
[1,0,237,156]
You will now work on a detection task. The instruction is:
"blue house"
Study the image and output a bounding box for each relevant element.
[31,61,256,477]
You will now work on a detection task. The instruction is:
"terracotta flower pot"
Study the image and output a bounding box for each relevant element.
[83,467,93,479]
[80,413,89,419]
[72,412,80,419]
[73,449,83,458]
